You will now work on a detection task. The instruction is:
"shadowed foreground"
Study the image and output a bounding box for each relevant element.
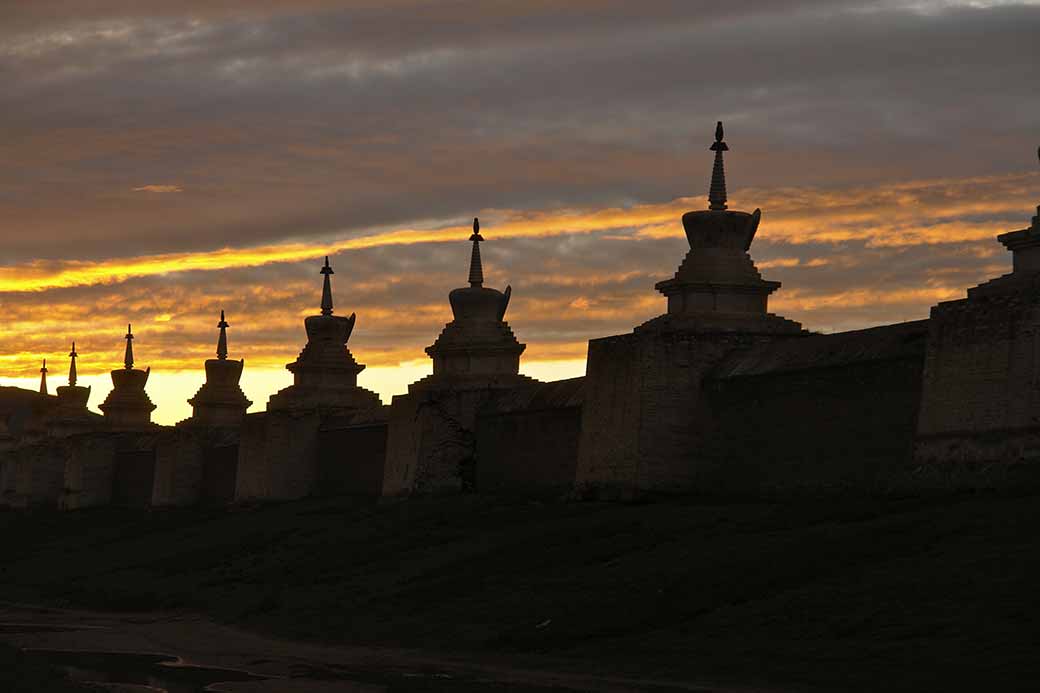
[1,493,1038,691]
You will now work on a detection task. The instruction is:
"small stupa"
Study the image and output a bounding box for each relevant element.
[185,311,252,426]
[54,342,91,414]
[98,324,156,428]
[415,218,532,390]
[267,256,380,412]
[642,122,802,334]
[46,341,98,435]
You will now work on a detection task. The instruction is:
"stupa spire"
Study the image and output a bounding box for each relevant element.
[708,121,729,211]
[39,358,48,395]
[468,217,484,287]
[123,324,134,370]
[216,310,229,360]
[320,256,334,316]
[68,342,78,386]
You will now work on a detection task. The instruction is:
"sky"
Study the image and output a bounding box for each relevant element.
[0,0,1038,424]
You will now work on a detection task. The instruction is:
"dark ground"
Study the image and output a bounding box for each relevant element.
[1,492,1038,692]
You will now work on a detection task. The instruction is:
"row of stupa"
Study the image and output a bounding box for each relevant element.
[9,122,1040,504]
[32,216,527,429]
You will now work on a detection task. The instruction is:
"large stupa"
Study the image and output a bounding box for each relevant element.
[640,122,803,335]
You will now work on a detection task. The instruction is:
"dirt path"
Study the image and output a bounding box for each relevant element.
[0,603,790,693]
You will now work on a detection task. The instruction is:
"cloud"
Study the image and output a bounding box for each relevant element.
[0,1,1037,265]
[0,0,1038,422]
[0,171,1033,293]
[133,184,182,193]
[0,171,1033,387]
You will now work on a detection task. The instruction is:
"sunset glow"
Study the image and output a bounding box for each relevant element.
[2,1,1037,423]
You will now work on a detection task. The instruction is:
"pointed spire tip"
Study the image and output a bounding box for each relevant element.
[68,341,78,386]
[320,255,334,315]
[468,217,485,286]
[707,120,729,211]
[123,323,135,369]
[216,309,229,360]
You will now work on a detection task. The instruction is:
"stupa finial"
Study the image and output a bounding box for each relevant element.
[708,121,729,211]
[320,255,334,316]
[68,342,78,386]
[124,323,134,370]
[468,217,484,287]
[39,358,48,395]
[216,310,229,360]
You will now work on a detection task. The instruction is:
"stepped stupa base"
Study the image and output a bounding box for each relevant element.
[267,384,382,413]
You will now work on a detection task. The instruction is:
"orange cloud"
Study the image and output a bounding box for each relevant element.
[0,169,1036,425]
[133,184,183,193]
[0,170,1035,294]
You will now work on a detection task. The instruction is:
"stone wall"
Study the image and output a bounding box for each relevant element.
[701,320,928,495]
[915,286,1040,487]
[475,378,584,495]
[10,441,65,509]
[235,410,322,501]
[152,430,204,507]
[201,443,239,504]
[61,434,117,510]
[317,418,388,496]
[0,451,14,507]
[382,393,422,496]
[573,335,641,493]
[234,413,269,500]
[384,388,499,495]
[576,327,801,497]
[112,435,157,508]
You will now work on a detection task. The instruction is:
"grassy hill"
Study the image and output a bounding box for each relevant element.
[2,492,1039,691]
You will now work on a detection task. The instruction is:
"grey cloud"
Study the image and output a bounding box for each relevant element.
[0,1,1036,267]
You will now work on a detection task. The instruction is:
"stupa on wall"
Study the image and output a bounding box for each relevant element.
[98,324,156,429]
[639,122,803,336]
[267,256,380,412]
[48,342,96,433]
[184,311,252,427]
[412,218,535,391]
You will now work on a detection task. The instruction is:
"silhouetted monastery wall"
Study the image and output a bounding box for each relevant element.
[385,388,511,495]
[61,434,117,510]
[707,321,928,495]
[152,430,204,507]
[318,415,388,497]
[113,436,156,508]
[914,270,1040,488]
[236,410,322,501]
[576,328,804,497]
[2,127,1039,509]
[474,378,584,495]
[11,441,65,509]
